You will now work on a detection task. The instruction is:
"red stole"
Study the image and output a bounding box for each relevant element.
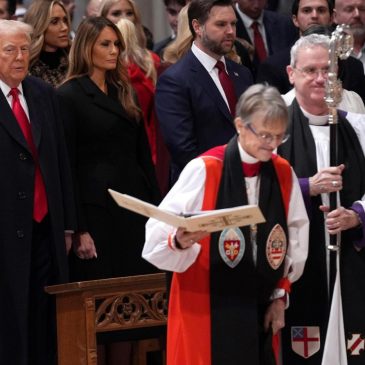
[167,146,292,365]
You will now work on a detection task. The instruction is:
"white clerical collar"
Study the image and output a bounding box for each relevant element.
[238,141,259,163]
[301,106,329,126]
[191,42,226,73]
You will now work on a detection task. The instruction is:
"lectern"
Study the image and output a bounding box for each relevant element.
[46,273,167,365]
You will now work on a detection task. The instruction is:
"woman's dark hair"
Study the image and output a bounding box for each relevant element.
[66,16,140,119]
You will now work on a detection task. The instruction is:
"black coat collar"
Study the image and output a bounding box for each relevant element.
[76,75,132,122]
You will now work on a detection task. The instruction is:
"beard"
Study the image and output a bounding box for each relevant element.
[201,30,234,56]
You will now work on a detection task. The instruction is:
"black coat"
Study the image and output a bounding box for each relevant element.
[57,76,160,280]
[0,76,76,364]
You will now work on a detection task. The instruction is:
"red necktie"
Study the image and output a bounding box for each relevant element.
[251,21,267,62]
[242,161,261,177]
[215,60,237,117]
[10,88,48,222]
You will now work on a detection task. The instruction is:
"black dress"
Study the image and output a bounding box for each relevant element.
[57,75,160,280]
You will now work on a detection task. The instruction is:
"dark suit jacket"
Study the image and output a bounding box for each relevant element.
[256,47,365,102]
[156,50,253,183]
[154,35,174,57]
[235,9,298,74]
[0,76,75,364]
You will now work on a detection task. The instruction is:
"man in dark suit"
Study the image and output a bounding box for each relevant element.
[154,0,187,56]
[156,0,253,184]
[234,0,298,74]
[256,0,365,101]
[0,20,75,365]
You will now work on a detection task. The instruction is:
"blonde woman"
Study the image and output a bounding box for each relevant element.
[99,0,153,49]
[117,18,159,163]
[23,0,70,87]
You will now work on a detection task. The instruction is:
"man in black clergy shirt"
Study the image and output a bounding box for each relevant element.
[278,33,365,365]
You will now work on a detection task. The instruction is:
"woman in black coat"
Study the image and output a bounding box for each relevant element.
[57,17,160,281]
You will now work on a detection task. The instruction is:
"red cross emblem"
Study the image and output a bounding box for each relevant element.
[291,326,320,358]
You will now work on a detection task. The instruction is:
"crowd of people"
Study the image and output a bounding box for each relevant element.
[0,0,365,365]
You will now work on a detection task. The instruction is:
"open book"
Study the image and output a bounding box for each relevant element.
[108,189,266,233]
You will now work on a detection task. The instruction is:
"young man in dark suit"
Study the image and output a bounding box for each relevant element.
[234,0,298,73]
[0,20,75,365]
[154,0,187,56]
[156,0,253,184]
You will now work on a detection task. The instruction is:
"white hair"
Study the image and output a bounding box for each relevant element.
[290,33,330,67]
[236,84,288,127]
[0,20,33,42]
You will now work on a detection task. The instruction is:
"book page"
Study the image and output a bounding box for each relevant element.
[108,189,265,233]
[184,205,265,232]
[108,189,185,228]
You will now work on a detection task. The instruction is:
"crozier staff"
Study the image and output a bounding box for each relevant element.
[278,33,365,365]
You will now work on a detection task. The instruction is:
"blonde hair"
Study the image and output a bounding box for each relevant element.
[116,18,157,84]
[65,16,140,119]
[99,0,146,48]
[23,0,70,67]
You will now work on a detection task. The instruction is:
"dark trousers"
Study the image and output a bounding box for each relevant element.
[28,216,57,365]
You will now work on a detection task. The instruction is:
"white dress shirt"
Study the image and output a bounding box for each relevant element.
[191,42,231,111]
[0,80,30,121]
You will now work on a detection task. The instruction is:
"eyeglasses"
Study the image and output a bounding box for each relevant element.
[294,66,330,79]
[244,123,290,145]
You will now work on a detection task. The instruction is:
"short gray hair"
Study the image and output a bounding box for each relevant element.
[290,33,330,68]
[236,84,288,127]
[0,20,33,42]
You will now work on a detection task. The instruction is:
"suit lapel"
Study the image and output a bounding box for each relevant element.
[0,85,31,153]
[235,10,252,45]
[227,61,243,103]
[23,77,42,149]
[262,12,274,54]
[77,76,131,122]
[188,51,232,122]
